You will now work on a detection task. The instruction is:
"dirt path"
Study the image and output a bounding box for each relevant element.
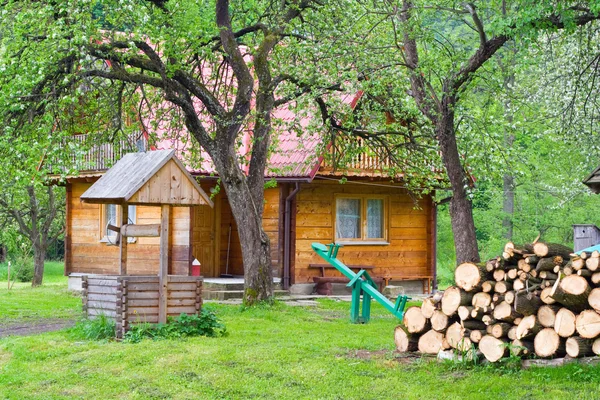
[0,318,76,338]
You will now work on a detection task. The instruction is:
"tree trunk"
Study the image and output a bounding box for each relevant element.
[502,172,515,241]
[454,262,488,291]
[551,275,590,312]
[218,162,273,304]
[431,310,451,332]
[437,110,480,264]
[441,286,474,316]
[32,241,45,287]
[512,339,534,357]
[493,301,522,323]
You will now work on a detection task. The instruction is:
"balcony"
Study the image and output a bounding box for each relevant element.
[319,136,392,177]
[50,132,148,174]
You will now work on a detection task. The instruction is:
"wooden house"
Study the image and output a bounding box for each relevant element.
[60,132,436,295]
[58,93,437,295]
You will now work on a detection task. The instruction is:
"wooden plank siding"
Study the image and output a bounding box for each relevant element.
[212,186,281,277]
[70,178,432,284]
[70,181,193,276]
[293,180,433,283]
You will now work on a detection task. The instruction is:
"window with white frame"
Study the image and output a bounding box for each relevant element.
[335,195,387,243]
[100,204,137,242]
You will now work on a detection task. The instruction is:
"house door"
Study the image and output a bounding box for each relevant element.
[192,200,219,277]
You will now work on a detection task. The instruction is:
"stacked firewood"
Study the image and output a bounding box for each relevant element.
[395,241,600,362]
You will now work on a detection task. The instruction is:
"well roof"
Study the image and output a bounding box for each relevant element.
[80,150,213,206]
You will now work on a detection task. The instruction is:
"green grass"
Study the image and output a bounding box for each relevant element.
[0,261,79,320]
[2,280,600,398]
[0,260,68,286]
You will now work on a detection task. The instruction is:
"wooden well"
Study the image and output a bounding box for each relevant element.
[82,275,203,338]
[79,150,213,330]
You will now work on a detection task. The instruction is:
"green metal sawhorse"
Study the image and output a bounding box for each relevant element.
[311,242,410,323]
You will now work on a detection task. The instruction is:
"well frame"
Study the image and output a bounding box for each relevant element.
[82,275,203,338]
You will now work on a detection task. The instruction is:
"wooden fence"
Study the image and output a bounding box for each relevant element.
[82,275,203,338]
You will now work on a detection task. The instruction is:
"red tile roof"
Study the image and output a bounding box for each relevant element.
[151,92,359,180]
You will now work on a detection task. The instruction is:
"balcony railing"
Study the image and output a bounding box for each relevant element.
[320,136,391,176]
[50,132,148,174]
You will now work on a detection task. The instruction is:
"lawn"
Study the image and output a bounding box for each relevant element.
[0,261,80,321]
[2,269,600,399]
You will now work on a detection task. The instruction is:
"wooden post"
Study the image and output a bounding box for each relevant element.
[119,205,128,276]
[159,204,170,324]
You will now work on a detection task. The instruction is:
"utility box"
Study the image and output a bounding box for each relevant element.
[573,224,600,252]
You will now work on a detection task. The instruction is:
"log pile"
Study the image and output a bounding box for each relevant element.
[395,241,600,362]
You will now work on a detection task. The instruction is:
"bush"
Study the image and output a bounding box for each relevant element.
[123,309,226,343]
[4,256,35,283]
[72,315,116,341]
[15,261,34,283]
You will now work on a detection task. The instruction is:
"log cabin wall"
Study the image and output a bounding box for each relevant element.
[293,179,433,283]
[69,181,192,276]
[211,186,281,277]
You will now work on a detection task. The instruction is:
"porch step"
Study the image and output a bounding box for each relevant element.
[203,281,283,292]
[203,289,289,301]
[203,282,245,291]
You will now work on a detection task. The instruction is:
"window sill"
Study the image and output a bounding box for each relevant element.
[335,241,390,246]
[99,237,137,245]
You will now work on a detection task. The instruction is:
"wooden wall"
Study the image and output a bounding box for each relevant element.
[293,180,433,283]
[69,181,192,276]
[69,180,282,279]
[213,187,281,277]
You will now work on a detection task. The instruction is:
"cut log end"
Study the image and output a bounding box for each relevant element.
[441,287,473,316]
[479,335,507,362]
[534,328,565,358]
[394,326,419,352]
[418,330,445,354]
[566,336,594,358]
[403,306,429,334]
[454,263,488,291]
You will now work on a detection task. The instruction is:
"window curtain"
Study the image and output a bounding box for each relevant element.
[105,204,117,237]
[366,199,384,239]
[127,205,137,224]
[336,199,361,239]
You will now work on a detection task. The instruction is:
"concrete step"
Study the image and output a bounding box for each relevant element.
[203,282,245,291]
[203,289,289,301]
[203,282,283,292]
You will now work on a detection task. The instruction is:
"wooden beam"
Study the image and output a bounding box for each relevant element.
[64,182,72,276]
[158,204,170,324]
[121,223,161,237]
[119,206,128,275]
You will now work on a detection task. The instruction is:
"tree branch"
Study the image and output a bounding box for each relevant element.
[463,3,486,47]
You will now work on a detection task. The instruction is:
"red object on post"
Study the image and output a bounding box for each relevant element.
[191,259,201,276]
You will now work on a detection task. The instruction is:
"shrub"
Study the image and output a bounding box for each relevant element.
[72,315,116,341]
[123,309,226,343]
[3,256,35,283]
[15,261,34,283]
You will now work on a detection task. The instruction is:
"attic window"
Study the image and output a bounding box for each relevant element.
[334,195,387,244]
